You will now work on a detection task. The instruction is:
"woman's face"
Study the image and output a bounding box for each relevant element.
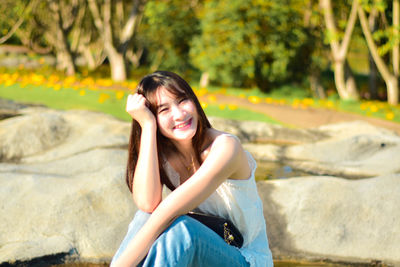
[155,86,198,142]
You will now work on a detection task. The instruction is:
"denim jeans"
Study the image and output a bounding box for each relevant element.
[111,210,250,267]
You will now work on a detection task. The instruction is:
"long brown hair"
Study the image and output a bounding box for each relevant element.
[126,71,211,192]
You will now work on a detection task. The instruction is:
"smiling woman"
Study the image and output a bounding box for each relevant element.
[111,71,274,267]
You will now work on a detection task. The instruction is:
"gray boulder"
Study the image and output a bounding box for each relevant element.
[259,174,400,266]
[1,108,399,266]
[245,121,400,178]
[0,108,133,264]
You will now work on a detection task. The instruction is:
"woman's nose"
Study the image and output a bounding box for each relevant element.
[171,105,185,119]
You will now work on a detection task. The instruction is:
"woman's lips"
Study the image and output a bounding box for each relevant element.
[173,118,192,130]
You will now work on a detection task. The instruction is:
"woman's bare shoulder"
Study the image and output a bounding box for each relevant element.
[201,129,243,160]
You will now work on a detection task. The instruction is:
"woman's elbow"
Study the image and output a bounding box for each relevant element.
[134,196,161,213]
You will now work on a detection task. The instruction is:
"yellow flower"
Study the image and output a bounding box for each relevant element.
[79,90,86,96]
[53,84,62,91]
[218,104,226,110]
[248,95,260,104]
[239,93,246,99]
[302,98,314,106]
[208,95,217,102]
[228,104,238,110]
[48,75,60,83]
[370,105,379,112]
[98,93,110,103]
[81,77,95,86]
[360,103,368,110]
[265,97,273,104]
[200,102,208,109]
[64,76,76,86]
[31,74,45,85]
[386,112,395,120]
[97,78,113,87]
[5,81,14,86]
[197,88,208,97]
[116,91,125,100]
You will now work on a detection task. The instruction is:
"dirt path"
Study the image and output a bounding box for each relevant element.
[200,94,400,135]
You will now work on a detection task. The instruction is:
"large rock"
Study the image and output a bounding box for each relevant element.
[258,174,400,266]
[245,121,400,178]
[1,107,399,266]
[209,117,328,144]
[0,108,134,264]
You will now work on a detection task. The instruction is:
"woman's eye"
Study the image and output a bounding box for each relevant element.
[158,107,168,113]
[179,98,188,104]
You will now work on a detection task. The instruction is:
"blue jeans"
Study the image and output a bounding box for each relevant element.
[111,210,250,267]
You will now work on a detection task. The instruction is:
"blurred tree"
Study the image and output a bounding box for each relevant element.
[0,0,50,53]
[88,0,146,81]
[139,0,199,73]
[0,0,36,45]
[358,0,399,105]
[320,0,360,100]
[190,0,309,92]
[34,0,84,75]
[292,0,328,98]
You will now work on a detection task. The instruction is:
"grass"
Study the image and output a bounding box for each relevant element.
[1,67,399,124]
[0,75,281,124]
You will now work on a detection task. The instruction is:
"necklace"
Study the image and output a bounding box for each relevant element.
[178,153,195,173]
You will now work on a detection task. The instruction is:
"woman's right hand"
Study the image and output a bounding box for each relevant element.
[126,93,156,128]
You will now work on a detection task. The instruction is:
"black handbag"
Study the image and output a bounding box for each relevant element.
[187,211,244,248]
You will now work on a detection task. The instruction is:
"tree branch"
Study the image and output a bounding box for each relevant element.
[393,0,399,76]
[358,3,392,82]
[339,0,358,59]
[88,0,104,34]
[120,0,146,52]
[0,0,38,44]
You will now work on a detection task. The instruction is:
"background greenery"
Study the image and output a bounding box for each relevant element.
[1,0,400,122]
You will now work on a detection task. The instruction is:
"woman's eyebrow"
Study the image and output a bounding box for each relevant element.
[157,102,168,110]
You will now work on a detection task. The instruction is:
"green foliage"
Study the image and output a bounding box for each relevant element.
[189,0,310,92]
[139,0,199,72]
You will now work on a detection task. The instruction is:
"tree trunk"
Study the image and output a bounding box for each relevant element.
[88,0,145,81]
[368,6,379,99]
[387,76,399,105]
[106,46,127,81]
[333,61,348,99]
[200,72,209,89]
[358,4,399,105]
[56,50,76,76]
[49,0,76,76]
[309,73,326,98]
[369,53,379,99]
[345,60,358,99]
[393,0,399,76]
[320,0,359,100]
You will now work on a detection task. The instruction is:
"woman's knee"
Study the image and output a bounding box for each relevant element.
[142,216,200,266]
[153,216,203,252]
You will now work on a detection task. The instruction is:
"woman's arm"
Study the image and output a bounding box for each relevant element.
[126,93,162,212]
[113,134,249,266]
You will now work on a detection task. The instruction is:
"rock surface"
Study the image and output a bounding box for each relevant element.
[259,174,400,266]
[241,120,400,178]
[0,107,133,263]
[0,106,399,265]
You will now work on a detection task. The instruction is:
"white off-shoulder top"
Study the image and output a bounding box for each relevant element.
[164,135,273,267]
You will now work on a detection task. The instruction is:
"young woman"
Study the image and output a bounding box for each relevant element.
[111,71,273,267]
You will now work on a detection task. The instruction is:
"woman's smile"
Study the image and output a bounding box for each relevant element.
[173,118,193,130]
